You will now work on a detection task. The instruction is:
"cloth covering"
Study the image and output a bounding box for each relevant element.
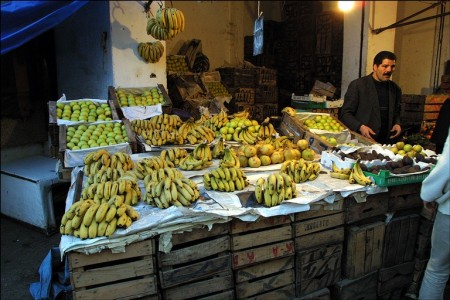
[29,247,71,300]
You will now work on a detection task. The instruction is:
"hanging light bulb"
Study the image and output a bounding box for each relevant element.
[338,1,355,12]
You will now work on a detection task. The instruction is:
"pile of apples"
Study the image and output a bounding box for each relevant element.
[389,141,425,158]
[303,115,346,132]
[237,138,316,168]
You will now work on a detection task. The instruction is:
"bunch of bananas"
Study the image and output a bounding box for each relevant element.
[178,119,216,145]
[262,135,293,150]
[81,172,141,206]
[329,162,352,180]
[257,117,278,140]
[161,147,188,166]
[146,7,185,41]
[192,142,212,161]
[212,137,225,159]
[349,160,373,186]
[220,148,240,168]
[83,150,133,177]
[203,166,249,192]
[143,167,183,188]
[144,177,199,208]
[281,107,297,117]
[137,41,164,63]
[60,197,139,239]
[134,155,175,179]
[231,110,251,119]
[179,152,212,171]
[202,109,229,132]
[233,126,258,145]
[86,166,123,185]
[254,172,298,207]
[280,159,321,183]
[132,114,184,146]
[179,143,213,170]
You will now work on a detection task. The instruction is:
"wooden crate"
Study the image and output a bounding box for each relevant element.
[68,239,158,300]
[406,258,429,296]
[255,85,278,104]
[233,88,255,104]
[344,193,389,224]
[382,214,420,267]
[234,256,295,299]
[331,271,378,300]
[254,67,277,86]
[415,231,432,260]
[343,221,385,279]
[378,261,414,297]
[235,103,264,123]
[296,243,342,297]
[231,216,294,269]
[263,103,279,119]
[293,206,345,252]
[158,223,231,289]
[388,193,423,212]
[298,287,330,300]
[108,84,173,118]
[279,112,305,142]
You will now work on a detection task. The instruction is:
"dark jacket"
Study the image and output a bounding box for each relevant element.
[339,74,402,137]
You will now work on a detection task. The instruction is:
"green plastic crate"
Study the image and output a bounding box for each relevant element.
[363,169,431,187]
[291,100,326,110]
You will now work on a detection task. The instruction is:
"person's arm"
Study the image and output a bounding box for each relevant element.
[421,134,450,204]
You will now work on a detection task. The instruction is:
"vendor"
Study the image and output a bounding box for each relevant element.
[339,51,402,144]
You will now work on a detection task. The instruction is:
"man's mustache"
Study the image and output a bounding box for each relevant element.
[383,72,392,76]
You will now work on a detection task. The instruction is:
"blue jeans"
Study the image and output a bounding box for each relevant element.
[419,211,450,300]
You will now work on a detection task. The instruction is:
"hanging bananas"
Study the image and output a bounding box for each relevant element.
[138,41,165,63]
[146,7,185,41]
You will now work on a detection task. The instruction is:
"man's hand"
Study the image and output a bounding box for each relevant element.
[390,124,402,138]
[359,124,376,140]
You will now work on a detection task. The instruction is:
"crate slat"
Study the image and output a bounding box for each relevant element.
[162,271,234,300]
[235,256,294,283]
[295,226,344,251]
[232,225,292,251]
[232,240,295,269]
[72,276,157,300]
[293,212,344,237]
[236,269,294,299]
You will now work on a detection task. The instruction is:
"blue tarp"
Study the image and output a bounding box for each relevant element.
[1,1,89,55]
[29,247,71,300]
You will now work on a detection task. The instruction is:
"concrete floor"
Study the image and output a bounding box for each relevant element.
[1,215,61,300]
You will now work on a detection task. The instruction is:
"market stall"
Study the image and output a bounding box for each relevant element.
[54,104,439,299]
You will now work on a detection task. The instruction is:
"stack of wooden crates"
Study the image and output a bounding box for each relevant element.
[217,66,278,122]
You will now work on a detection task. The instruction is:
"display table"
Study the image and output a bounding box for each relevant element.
[1,155,60,234]
[58,160,435,299]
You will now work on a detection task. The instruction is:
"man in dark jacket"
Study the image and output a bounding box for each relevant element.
[340,51,402,144]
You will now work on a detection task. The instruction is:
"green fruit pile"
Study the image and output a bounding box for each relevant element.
[116,87,165,107]
[304,115,345,132]
[66,122,129,150]
[57,101,112,122]
[205,81,230,98]
[167,55,189,73]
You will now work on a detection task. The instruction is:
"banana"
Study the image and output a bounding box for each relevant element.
[210,177,219,190]
[93,149,109,161]
[217,167,226,179]
[83,152,95,165]
[216,178,225,191]
[88,220,98,239]
[117,213,128,228]
[110,182,119,197]
[83,203,100,227]
[114,194,125,207]
[275,173,284,193]
[95,202,109,223]
[235,178,243,190]
[254,178,265,203]
[285,186,293,200]
[76,200,93,217]
[330,172,350,180]
[126,205,139,221]
[116,203,127,217]
[267,174,277,195]
[105,218,117,237]
[97,220,108,237]
[264,187,272,207]
[79,224,89,239]
[105,205,117,222]
[271,192,279,207]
